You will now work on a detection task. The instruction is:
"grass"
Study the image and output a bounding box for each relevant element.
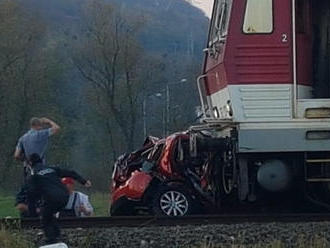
[0,195,18,218]
[0,192,109,218]
[0,228,33,248]
[89,192,109,216]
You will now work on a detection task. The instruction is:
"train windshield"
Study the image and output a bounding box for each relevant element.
[243,0,273,34]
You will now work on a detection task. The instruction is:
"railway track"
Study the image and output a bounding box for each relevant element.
[2,214,330,229]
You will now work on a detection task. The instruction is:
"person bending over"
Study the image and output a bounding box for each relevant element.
[25,153,91,245]
[59,177,94,217]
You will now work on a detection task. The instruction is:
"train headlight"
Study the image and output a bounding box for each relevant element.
[213,107,220,118]
[225,101,233,116]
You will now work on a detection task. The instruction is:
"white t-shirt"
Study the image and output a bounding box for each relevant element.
[64,191,94,217]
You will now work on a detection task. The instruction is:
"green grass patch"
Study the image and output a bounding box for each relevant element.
[0,228,33,248]
[89,192,109,216]
[0,195,18,218]
[0,192,109,218]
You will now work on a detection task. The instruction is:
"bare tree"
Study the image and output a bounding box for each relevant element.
[72,0,146,153]
[0,1,66,188]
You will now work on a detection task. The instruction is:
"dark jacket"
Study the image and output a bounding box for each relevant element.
[26,163,87,205]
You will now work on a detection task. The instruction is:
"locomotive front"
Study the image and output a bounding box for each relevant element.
[194,0,330,211]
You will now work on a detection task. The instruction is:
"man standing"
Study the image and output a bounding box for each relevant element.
[14,117,60,171]
[14,117,60,217]
[26,153,91,245]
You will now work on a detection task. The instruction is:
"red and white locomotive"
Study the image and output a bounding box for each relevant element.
[110,0,330,216]
[195,0,330,208]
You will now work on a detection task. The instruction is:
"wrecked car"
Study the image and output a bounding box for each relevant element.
[110,131,230,217]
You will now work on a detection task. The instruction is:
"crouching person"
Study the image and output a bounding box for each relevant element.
[59,177,94,217]
[25,153,91,245]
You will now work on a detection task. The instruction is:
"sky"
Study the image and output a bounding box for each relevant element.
[188,0,213,17]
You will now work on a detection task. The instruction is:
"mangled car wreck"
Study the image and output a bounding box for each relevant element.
[110,132,231,216]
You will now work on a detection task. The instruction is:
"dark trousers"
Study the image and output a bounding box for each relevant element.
[42,200,67,243]
[16,185,39,218]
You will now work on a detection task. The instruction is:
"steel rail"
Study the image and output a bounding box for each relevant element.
[2,214,330,229]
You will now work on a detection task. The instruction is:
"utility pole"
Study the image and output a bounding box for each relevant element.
[165,78,187,136]
[144,93,163,137]
[143,98,147,138]
[166,83,170,136]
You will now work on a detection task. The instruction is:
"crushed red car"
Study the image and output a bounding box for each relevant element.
[110,131,230,217]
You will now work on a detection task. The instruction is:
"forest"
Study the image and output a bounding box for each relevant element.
[0,0,209,192]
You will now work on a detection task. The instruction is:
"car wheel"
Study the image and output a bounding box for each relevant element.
[152,186,194,216]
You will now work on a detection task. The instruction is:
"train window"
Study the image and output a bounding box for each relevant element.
[243,0,273,34]
[208,0,232,47]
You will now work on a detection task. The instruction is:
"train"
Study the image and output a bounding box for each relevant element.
[110,0,330,216]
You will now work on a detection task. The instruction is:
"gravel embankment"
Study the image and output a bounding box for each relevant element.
[23,222,330,248]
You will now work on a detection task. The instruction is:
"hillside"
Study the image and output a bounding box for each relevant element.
[22,0,209,58]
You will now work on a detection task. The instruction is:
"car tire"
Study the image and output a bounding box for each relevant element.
[151,185,194,217]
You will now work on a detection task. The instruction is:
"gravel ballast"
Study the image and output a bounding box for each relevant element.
[23,222,330,248]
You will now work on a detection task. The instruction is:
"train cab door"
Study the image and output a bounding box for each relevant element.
[295,0,313,98]
[310,0,330,98]
[295,0,330,119]
[238,0,293,86]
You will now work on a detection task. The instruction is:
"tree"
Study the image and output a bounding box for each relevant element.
[72,0,146,155]
[0,0,67,189]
